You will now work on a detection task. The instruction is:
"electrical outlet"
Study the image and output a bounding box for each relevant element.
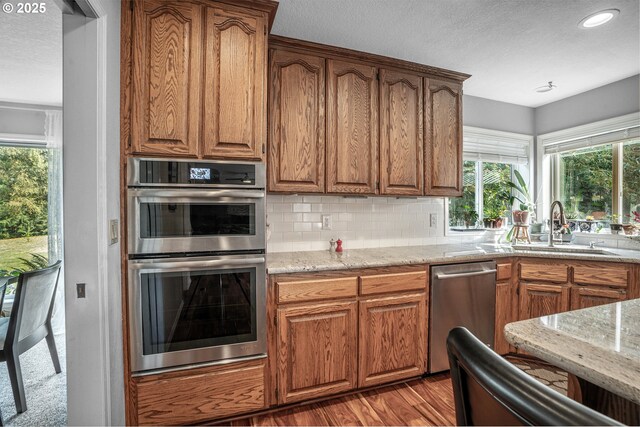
[76,283,86,299]
[430,213,438,228]
[321,215,332,230]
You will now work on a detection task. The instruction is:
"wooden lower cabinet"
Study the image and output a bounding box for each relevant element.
[277,301,358,404]
[358,293,427,387]
[494,280,514,355]
[518,282,571,320]
[133,358,265,426]
[570,286,626,310]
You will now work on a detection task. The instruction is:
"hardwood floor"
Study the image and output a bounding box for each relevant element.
[226,373,455,426]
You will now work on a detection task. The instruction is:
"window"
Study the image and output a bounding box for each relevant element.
[551,139,639,222]
[448,161,515,229]
[559,144,613,218]
[623,140,640,217]
[447,127,533,232]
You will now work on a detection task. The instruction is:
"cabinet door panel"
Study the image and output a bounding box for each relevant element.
[131,0,202,156]
[518,282,570,320]
[268,50,325,192]
[424,79,462,196]
[379,69,423,195]
[277,301,357,404]
[327,60,378,194]
[570,286,626,310]
[495,281,515,355]
[358,294,427,388]
[204,8,266,159]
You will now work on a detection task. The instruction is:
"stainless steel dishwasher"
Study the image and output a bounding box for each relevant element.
[429,261,496,373]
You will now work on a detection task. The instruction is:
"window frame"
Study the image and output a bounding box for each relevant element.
[446,127,534,235]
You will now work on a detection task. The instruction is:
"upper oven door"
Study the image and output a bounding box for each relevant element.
[128,188,265,255]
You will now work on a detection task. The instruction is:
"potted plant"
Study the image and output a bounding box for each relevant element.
[483,206,505,229]
[609,214,623,234]
[462,207,478,229]
[506,170,535,225]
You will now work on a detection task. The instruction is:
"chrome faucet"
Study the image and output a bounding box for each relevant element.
[548,200,566,248]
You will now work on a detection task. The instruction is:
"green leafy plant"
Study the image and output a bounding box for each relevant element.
[506,170,534,212]
[0,253,50,295]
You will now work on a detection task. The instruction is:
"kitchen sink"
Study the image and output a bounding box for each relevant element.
[510,244,614,255]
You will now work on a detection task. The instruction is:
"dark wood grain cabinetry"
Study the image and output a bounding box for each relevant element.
[326,60,379,194]
[379,69,424,195]
[268,50,326,192]
[267,36,469,196]
[127,0,270,160]
[424,79,463,196]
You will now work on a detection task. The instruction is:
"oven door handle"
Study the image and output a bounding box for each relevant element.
[128,188,265,199]
[129,257,266,271]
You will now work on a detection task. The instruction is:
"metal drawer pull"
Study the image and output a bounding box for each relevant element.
[436,269,497,280]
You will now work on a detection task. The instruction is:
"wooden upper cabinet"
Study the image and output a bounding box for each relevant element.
[424,78,463,196]
[326,60,378,194]
[379,69,424,196]
[268,50,325,192]
[131,0,203,157]
[203,6,266,160]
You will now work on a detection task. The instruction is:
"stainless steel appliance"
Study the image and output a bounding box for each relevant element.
[429,261,496,373]
[127,158,267,373]
[127,157,265,256]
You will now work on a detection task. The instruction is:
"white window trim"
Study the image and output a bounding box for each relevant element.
[445,127,534,236]
[536,112,640,221]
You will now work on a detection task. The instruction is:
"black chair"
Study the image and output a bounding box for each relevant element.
[446,327,622,426]
[0,261,62,413]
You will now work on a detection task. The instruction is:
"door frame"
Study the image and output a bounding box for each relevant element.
[63,0,123,424]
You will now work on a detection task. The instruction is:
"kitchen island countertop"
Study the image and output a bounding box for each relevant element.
[504,298,640,406]
[266,243,640,274]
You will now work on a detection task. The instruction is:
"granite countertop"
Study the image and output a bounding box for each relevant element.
[504,299,640,405]
[266,243,640,274]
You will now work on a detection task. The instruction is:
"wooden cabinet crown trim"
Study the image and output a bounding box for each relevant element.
[269,35,470,83]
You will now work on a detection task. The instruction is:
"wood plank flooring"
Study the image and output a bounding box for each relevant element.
[226,373,455,426]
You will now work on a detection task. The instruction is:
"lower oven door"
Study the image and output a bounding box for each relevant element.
[128,254,266,372]
[127,188,266,255]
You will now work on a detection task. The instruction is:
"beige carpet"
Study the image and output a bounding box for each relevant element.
[507,356,569,395]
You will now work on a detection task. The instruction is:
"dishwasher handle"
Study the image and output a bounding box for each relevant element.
[436,269,497,280]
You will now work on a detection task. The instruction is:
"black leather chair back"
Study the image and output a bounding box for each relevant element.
[446,327,622,426]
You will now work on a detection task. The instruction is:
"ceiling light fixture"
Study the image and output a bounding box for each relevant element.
[579,9,619,28]
[535,81,556,93]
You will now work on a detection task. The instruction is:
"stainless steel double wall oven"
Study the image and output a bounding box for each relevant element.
[127,158,266,373]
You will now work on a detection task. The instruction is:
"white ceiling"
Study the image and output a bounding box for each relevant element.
[0,1,637,108]
[271,0,640,108]
[0,2,62,106]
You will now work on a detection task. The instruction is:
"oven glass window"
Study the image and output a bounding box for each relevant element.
[140,267,257,355]
[139,203,256,237]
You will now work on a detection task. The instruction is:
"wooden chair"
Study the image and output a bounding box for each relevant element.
[0,261,62,413]
[446,327,621,426]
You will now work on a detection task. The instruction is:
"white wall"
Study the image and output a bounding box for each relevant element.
[535,74,640,135]
[267,195,445,252]
[63,0,123,424]
[463,95,535,135]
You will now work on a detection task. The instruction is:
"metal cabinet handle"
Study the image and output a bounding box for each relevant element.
[436,269,497,280]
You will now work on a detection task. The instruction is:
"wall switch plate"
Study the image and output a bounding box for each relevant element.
[109,219,119,245]
[76,283,86,299]
[430,213,438,228]
[322,215,332,230]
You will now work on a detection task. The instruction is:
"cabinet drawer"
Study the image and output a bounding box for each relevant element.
[359,271,427,296]
[573,265,629,288]
[135,360,265,425]
[277,277,358,303]
[496,263,511,281]
[520,262,569,283]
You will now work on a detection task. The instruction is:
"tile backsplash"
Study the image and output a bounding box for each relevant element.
[267,195,448,252]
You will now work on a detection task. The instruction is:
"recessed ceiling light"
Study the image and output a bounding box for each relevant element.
[579,9,619,28]
[535,81,556,93]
